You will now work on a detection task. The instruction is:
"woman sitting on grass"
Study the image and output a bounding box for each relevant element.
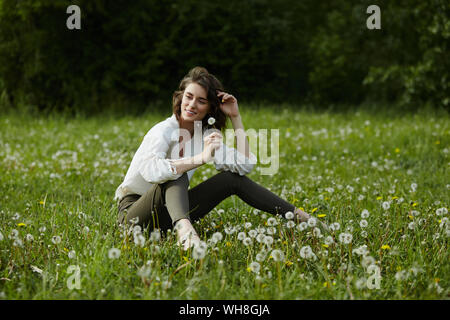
[115,66,324,250]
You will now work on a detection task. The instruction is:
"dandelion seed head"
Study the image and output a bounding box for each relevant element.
[285,211,294,220]
[271,249,285,262]
[249,261,261,274]
[207,117,216,126]
[108,248,121,259]
[361,209,370,219]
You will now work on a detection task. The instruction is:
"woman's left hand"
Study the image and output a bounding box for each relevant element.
[217,91,239,118]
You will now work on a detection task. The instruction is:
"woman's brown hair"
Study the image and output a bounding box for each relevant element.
[172,66,227,131]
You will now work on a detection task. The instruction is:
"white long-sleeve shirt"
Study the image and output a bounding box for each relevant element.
[115,114,257,201]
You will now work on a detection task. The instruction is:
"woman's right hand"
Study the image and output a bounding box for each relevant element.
[202,132,222,163]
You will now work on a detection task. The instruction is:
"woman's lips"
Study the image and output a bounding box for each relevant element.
[186,110,196,116]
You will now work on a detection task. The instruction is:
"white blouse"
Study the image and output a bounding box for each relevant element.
[115,114,257,201]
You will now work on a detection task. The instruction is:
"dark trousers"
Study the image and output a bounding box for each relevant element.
[117,171,295,233]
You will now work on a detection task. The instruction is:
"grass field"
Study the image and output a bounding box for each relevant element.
[0,105,448,299]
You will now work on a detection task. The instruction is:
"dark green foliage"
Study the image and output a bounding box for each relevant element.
[0,0,448,112]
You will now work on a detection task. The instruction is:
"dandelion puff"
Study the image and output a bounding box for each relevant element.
[324,236,334,246]
[408,222,415,230]
[355,278,367,289]
[9,229,19,239]
[361,209,370,219]
[137,266,151,278]
[150,230,161,242]
[51,235,61,245]
[307,217,317,227]
[271,249,285,262]
[266,226,276,235]
[108,248,121,259]
[436,207,448,216]
[285,211,294,220]
[237,232,246,241]
[248,230,257,238]
[359,219,368,228]
[244,222,252,229]
[256,252,266,262]
[286,221,295,229]
[243,237,252,246]
[296,222,307,232]
[338,232,352,244]
[26,234,34,242]
[249,261,261,274]
[68,250,76,259]
[212,232,223,243]
[382,201,390,210]
[13,238,23,247]
[263,235,273,247]
[329,222,340,231]
[361,256,376,269]
[312,227,322,238]
[256,233,266,243]
[267,217,278,226]
[299,245,313,259]
[207,117,216,126]
[361,230,368,238]
[134,234,146,247]
[129,217,139,225]
[192,247,206,260]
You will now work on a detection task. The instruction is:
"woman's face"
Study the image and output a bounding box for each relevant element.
[180,82,210,123]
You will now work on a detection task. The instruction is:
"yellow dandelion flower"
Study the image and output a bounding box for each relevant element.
[412,202,418,207]
[300,207,305,211]
[376,196,382,200]
[322,244,329,248]
[395,148,400,153]
[285,260,293,267]
[318,214,326,218]
[39,200,45,205]
[323,282,330,288]
[435,141,440,145]
[434,278,440,283]
[324,197,329,201]
[17,223,26,227]
[408,215,414,220]
[246,267,252,272]
[396,266,402,271]
[311,208,318,213]
[183,256,189,262]
[63,247,69,252]
[226,241,232,247]
[154,282,160,286]
[282,240,288,245]
[381,244,391,250]
[392,196,398,200]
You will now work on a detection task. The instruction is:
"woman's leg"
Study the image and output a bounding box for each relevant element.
[187,171,297,222]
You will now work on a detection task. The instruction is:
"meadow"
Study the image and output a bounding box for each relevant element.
[0,104,448,299]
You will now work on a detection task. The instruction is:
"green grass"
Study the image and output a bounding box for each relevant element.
[0,104,449,299]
